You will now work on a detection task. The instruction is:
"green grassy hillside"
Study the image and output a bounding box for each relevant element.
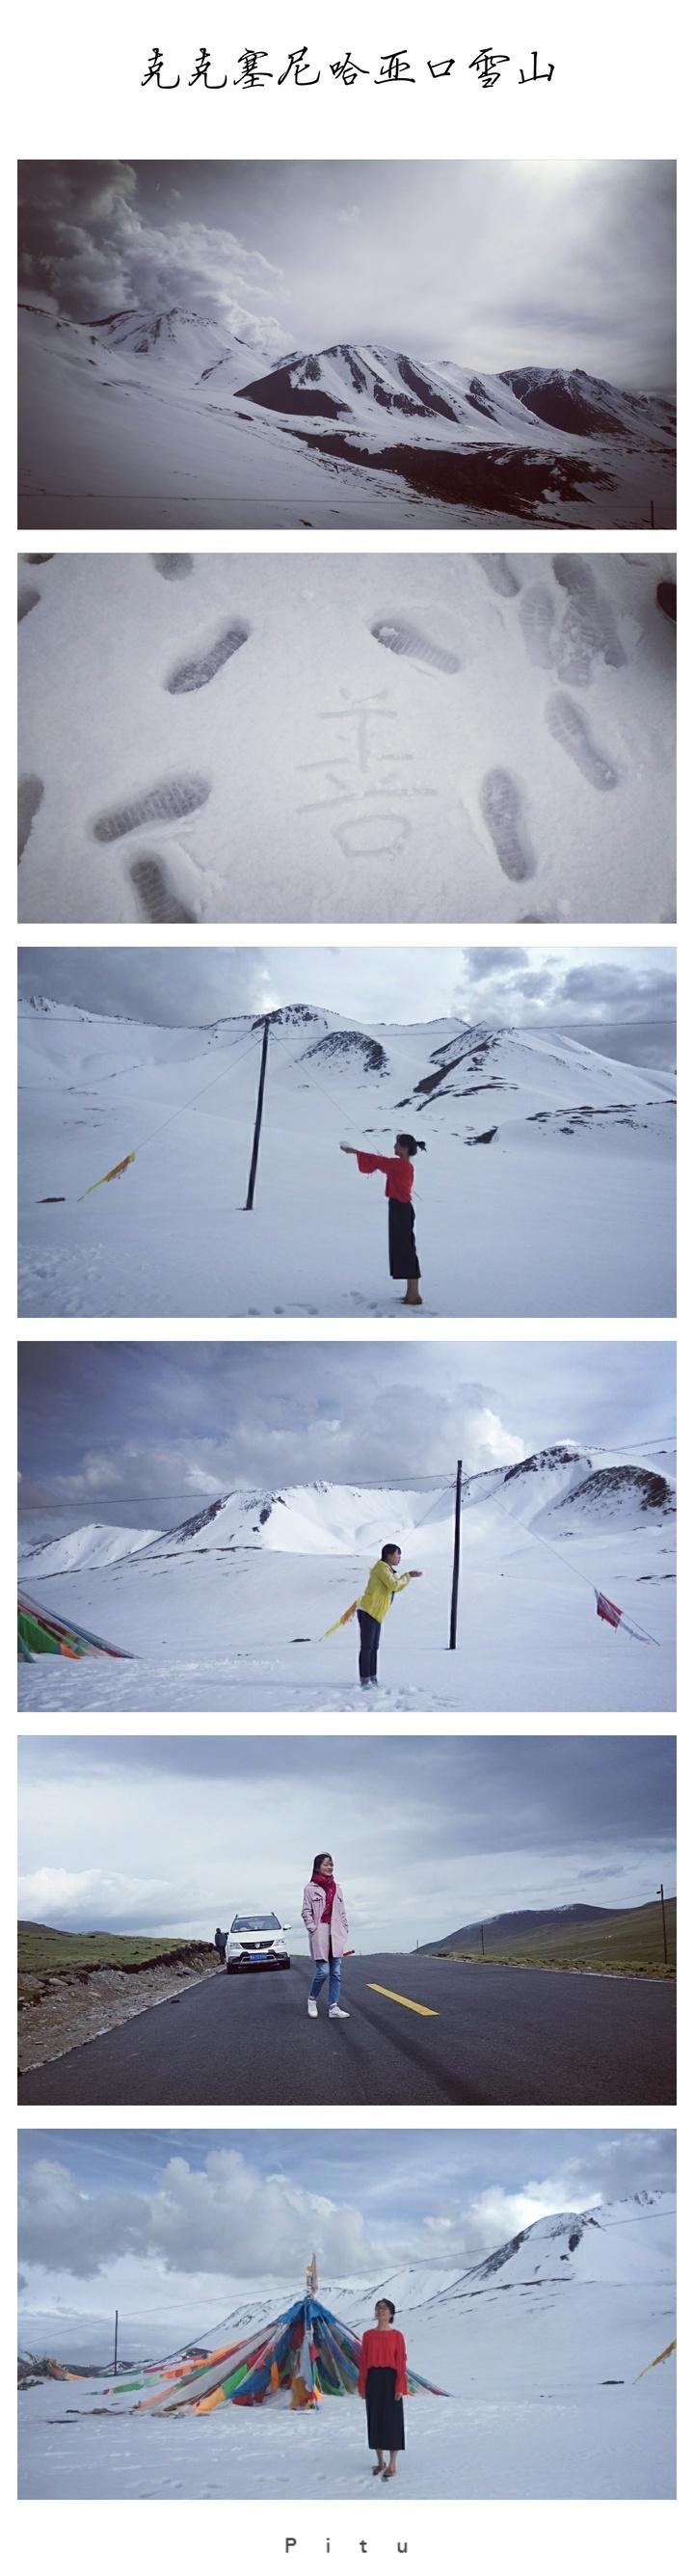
[429,1896,676,1977]
[18,1923,214,1999]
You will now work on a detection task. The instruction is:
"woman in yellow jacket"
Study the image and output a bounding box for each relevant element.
[358,1544,422,1689]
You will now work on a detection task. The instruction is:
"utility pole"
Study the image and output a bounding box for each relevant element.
[448,1458,463,1650]
[245,1015,271,1211]
[114,2309,119,2374]
[657,1882,668,1965]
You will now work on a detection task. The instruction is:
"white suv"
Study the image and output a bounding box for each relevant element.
[215,1912,292,1974]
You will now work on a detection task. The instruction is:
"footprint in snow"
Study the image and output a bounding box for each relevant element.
[18,774,44,859]
[166,622,251,694]
[272,1305,318,1316]
[519,582,555,670]
[552,555,627,684]
[130,856,196,923]
[546,692,619,791]
[479,555,520,599]
[18,584,40,622]
[369,616,462,675]
[151,553,195,580]
[92,773,210,842]
[479,768,537,880]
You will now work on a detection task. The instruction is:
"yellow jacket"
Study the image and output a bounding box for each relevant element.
[359,1561,412,1623]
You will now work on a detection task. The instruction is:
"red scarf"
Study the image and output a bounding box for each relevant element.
[313,1871,336,1922]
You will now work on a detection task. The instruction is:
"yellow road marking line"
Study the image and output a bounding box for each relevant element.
[367,1983,438,2018]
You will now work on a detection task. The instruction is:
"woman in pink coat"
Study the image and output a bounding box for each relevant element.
[301,1852,350,2023]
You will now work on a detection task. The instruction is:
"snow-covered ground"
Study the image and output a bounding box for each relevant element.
[18,1000,676,1318]
[18,307,677,532]
[17,552,676,924]
[17,1451,676,1714]
[18,2197,676,2499]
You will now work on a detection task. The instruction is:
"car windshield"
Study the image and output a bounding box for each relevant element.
[231,1914,280,1933]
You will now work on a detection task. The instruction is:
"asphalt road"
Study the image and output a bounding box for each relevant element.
[17,1954,676,2106]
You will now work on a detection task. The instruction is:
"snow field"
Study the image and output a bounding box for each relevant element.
[18,1456,676,1715]
[18,2201,676,2499]
[18,553,675,923]
[18,998,676,1319]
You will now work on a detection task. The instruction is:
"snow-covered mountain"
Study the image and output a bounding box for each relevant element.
[236,343,544,432]
[87,307,280,387]
[18,1522,163,1577]
[18,2195,676,2500]
[18,995,676,1321]
[17,1447,676,1716]
[238,343,676,457]
[499,366,676,445]
[18,303,677,531]
[93,1445,675,1567]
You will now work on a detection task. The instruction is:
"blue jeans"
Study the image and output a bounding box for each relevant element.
[309,1955,341,2006]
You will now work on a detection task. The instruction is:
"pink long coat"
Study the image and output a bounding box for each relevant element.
[302,1878,350,1960]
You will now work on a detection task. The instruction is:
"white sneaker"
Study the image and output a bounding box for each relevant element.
[329,2004,350,2020]
[307,1999,318,2017]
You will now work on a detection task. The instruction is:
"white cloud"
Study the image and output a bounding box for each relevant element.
[19,1865,169,1925]
[20,2149,387,2283]
[18,163,288,351]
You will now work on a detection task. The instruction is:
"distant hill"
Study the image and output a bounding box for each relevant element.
[418,1896,676,1975]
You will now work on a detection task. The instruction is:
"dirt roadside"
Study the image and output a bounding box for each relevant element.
[18,1945,220,2072]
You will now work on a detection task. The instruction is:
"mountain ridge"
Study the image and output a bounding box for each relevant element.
[19,1443,677,1574]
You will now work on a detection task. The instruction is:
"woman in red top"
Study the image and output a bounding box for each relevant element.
[340,1131,426,1307]
[358,2296,408,2479]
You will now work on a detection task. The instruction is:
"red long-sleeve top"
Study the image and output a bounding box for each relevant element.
[356,1153,414,1204]
[358,2326,408,2398]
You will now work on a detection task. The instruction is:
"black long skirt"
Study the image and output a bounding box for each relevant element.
[388,1199,420,1280]
[365,2366,405,2453]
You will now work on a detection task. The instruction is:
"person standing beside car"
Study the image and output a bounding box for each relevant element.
[301,1852,350,2021]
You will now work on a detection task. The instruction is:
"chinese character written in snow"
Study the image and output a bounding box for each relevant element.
[519,51,554,83]
[278,46,320,85]
[189,48,227,89]
[298,691,433,861]
[375,49,415,83]
[469,47,510,89]
[428,59,455,79]
[142,46,180,90]
[234,50,273,88]
[331,53,369,86]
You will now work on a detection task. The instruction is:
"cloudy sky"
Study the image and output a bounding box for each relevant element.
[18,1733,675,1946]
[18,2125,676,2359]
[18,1340,675,1534]
[18,160,676,388]
[18,945,677,1072]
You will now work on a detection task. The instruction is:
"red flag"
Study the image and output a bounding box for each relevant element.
[596,1590,622,1628]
